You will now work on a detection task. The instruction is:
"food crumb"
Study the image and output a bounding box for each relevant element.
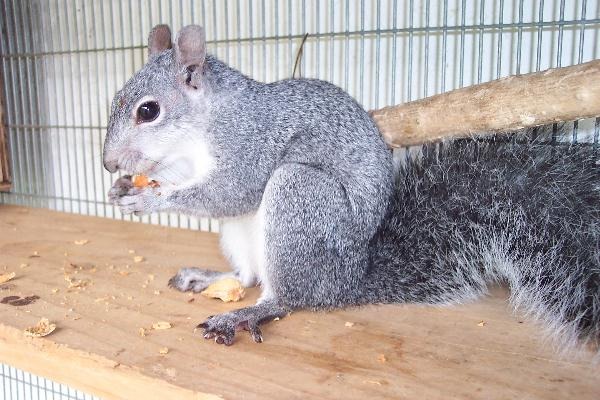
[133,256,144,263]
[74,239,89,246]
[94,297,109,303]
[477,321,486,327]
[19,263,28,269]
[364,380,382,386]
[344,321,355,328]
[51,288,59,294]
[159,347,169,355]
[128,249,135,254]
[377,354,387,363]
[0,272,16,284]
[24,318,56,338]
[65,276,90,289]
[133,174,149,188]
[153,290,161,295]
[152,321,172,330]
[139,328,147,337]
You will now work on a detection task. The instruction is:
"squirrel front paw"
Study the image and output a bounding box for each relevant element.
[108,175,134,203]
[108,176,164,216]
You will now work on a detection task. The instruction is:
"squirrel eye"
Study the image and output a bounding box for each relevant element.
[136,101,160,123]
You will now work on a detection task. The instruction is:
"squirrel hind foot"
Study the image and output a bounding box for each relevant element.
[197,300,288,345]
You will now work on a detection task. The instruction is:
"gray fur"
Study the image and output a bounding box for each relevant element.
[366,138,600,354]
[104,25,599,353]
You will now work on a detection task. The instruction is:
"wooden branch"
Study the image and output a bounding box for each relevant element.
[370,59,600,147]
[0,68,11,191]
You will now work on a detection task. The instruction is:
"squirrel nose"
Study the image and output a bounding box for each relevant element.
[104,159,119,173]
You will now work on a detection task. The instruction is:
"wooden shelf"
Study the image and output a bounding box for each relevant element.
[0,205,598,399]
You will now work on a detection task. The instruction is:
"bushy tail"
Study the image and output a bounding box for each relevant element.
[362,135,600,353]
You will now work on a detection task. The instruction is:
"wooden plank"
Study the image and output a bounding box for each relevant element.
[370,59,600,147]
[0,205,598,400]
[0,324,219,400]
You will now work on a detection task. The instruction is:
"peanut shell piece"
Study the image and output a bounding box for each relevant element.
[201,278,245,302]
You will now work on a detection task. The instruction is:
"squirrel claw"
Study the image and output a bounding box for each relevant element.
[196,315,251,346]
[199,321,235,345]
[238,320,263,343]
[215,335,233,346]
[196,316,215,329]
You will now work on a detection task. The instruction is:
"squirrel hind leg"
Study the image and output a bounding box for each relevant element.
[168,267,237,292]
[197,300,289,345]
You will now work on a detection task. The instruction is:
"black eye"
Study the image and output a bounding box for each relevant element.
[136,101,160,123]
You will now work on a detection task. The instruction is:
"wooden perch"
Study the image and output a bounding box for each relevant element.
[1,205,599,399]
[371,59,600,147]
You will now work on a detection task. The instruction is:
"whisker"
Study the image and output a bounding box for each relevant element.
[139,155,186,185]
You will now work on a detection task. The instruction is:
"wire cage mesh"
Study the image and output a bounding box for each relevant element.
[1,0,599,229]
[0,0,599,398]
[0,363,100,400]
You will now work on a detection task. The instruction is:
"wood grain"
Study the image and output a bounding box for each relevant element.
[370,59,600,147]
[0,205,598,399]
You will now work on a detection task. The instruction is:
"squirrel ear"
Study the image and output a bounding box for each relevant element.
[148,24,172,56]
[174,25,206,88]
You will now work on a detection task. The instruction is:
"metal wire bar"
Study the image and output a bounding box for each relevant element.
[536,0,545,71]
[441,0,448,92]
[0,362,101,400]
[407,0,414,100]
[5,0,26,207]
[3,17,599,60]
[477,0,484,84]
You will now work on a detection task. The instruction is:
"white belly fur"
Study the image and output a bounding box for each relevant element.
[219,204,273,302]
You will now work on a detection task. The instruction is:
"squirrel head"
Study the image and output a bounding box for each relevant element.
[103,25,215,188]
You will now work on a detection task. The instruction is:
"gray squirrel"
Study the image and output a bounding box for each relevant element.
[103,24,600,353]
